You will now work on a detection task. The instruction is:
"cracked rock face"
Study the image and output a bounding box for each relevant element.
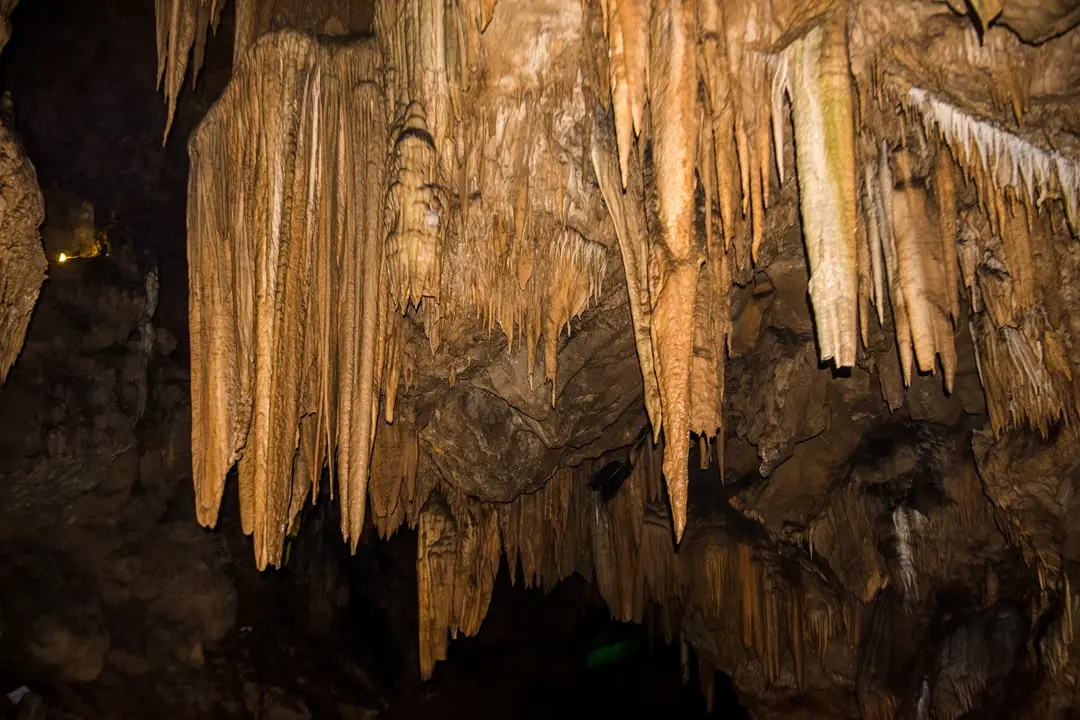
[4,0,1080,716]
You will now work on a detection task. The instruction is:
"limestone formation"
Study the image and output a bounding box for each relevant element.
[140,0,1080,715]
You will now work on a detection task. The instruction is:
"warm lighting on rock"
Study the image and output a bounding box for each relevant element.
[142,0,1080,712]
[57,252,68,263]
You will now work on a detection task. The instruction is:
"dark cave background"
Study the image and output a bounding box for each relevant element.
[0,0,747,717]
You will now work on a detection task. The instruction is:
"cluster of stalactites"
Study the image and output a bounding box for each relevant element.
[170,0,617,570]
[907,87,1080,239]
[859,139,960,393]
[598,0,700,543]
[963,204,1078,436]
[159,0,609,399]
[899,88,1080,435]
[375,0,610,399]
[155,0,226,139]
[412,442,670,679]
[595,0,861,542]
[155,0,373,140]
[597,0,1080,535]
[187,31,407,569]
[412,438,861,700]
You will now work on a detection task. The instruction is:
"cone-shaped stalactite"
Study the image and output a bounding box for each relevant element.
[645,0,701,543]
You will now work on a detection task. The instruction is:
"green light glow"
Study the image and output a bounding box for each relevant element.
[585,639,637,669]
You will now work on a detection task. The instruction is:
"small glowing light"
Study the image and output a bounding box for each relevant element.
[57,252,68,263]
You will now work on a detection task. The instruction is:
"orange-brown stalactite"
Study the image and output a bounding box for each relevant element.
[697,0,736,246]
[934,148,961,322]
[648,0,700,543]
[602,0,650,189]
[888,173,957,392]
[689,219,730,463]
[385,103,446,310]
[590,112,663,436]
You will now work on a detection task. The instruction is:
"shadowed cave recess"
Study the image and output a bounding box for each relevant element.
[2,0,1080,718]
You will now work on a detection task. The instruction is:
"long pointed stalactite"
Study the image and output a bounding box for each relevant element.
[645,0,701,542]
[602,0,650,190]
[590,110,663,445]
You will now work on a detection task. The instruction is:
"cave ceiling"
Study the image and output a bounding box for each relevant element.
[4,0,1080,716]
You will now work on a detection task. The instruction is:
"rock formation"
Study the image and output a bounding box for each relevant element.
[0,0,46,384]
[3,0,1079,716]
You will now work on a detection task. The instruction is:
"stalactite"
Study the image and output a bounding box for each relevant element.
[697,0,736,245]
[962,201,1079,435]
[689,211,730,468]
[590,113,663,439]
[777,11,859,369]
[599,0,650,189]
[187,32,394,568]
[871,142,916,384]
[888,152,957,391]
[861,151,888,330]
[368,404,419,539]
[385,103,446,309]
[647,0,701,543]
[416,492,456,679]
[907,86,1080,237]
[934,148,961,322]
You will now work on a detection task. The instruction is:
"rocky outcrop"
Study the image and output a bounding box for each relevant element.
[0,0,46,385]
[0,222,231,709]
